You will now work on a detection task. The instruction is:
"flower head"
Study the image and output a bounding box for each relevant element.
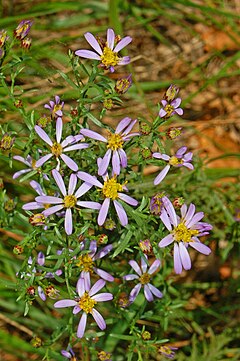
[164,84,180,102]
[158,345,178,359]
[14,20,33,40]
[13,155,48,180]
[0,30,9,47]
[115,74,132,94]
[34,117,89,171]
[80,117,138,176]
[61,348,76,360]
[159,98,183,119]
[44,95,64,118]
[0,133,15,150]
[152,146,194,185]
[35,169,101,235]
[76,240,114,282]
[54,277,113,338]
[77,171,138,227]
[123,256,163,303]
[159,197,212,274]
[75,28,132,73]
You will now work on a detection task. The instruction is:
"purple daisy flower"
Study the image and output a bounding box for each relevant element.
[61,348,76,360]
[80,117,139,176]
[13,155,49,180]
[75,28,132,73]
[77,240,114,282]
[34,117,89,171]
[77,171,138,227]
[22,180,48,212]
[14,20,33,40]
[54,277,113,338]
[35,169,101,235]
[123,256,163,303]
[159,197,212,274]
[159,98,183,118]
[152,146,194,185]
[44,95,64,118]
[158,345,178,359]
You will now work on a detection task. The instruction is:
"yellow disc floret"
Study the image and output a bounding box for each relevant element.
[64,195,77,208]
[107,132,124,151]
[172,222,199,243]
[51,142,63,157]
[164,104,175,117]
[102,177,124,200]
[101,47,119,67]
[76,254,94,272]
[139,273,151,285]
[169,156,183,166]
[79,292,97,314]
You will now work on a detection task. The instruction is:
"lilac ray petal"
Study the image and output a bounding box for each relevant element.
[154,165,170,185]
[76,277,85,297]
[63,143,89,152]
[148,283,163,298]
[42,204,64,216]
[171,98,181,108]
[65,208,73,235]
[73,305,81,314]
[89,279,105,296]
[94,268,114,282]
[35,125,53,146]
[89,240,97,255]
[98,198,110,226]
[61,135,77,148]
[184,152,193,161]
[35,195,63,204]
[114,36,132,52]
[77,201,101,210]
[92,308,106,330]
[141,256,148,273]
[118,148,127,168]
[80,129,107,142]
[92,292,113,302]
[115,117,132,134]
[113,200,128,226]
[159,108,167,117]
[174,243,183,274]
[123,274,139,281]
[54,299,77,308]
[75,182,93,198]
[117,56,130,65]
[152,152,170,161]
[77,312,87,338]
[148,259,161,274]
[186,212,204,228]
[179,242,191,270]
[160,210,172,231]
[122,119,137,136]
[129,283,141,303]
[107,28,115,50]
[184,203,195,223]
[94,244,113,259]
[52,169,67,196]
[84,32,103,55]
[118,193,138,206]
[176,146,187,157]
[183,162,194,170]
[38,286,46,301]
[56,117,63,143]
[35,153,53,167]
[189,242,211,255]
[68,173,77,195]
[61,351,72,358]
[77,171,103,188]
[98,149,112,176]
[158,234,174,248]
[129,260,142,276]
[37,252,45,266]
[84,272,91,292]
[13,168,31,179]
[75,49,101,60]
[22,202,43,210]
[163,196,178,226]
[112,150,120,175]
[13,155,31,166]
[144,284,154,302]
[174,108,184,116]
[60,153,78,171]
[181,204,188,218]
[30,180,45,196]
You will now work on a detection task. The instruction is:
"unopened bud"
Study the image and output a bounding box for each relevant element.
[27,286,35,296]
[173,197,185,208]
[0,133,15,151]
[141,147,152,159]
[139,122,152,135]
[104,218,116,231]
[150,193,165,215]
[14,99,23,108]
[98,350,112,361]
[115,74,132,94]
[31,336,42,348]
[103,98,113,110]
[4,199,15,212]
[13,245,24,255]
[37,115,51,128]
[97,234,108,245]
[142,331,151,340]
[139,239,153,255]
[21,37,32,49]
[29,213,45,226]
[167,127,182,140]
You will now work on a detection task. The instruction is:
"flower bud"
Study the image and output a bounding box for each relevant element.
[26,286,35,296]
[14,99,23,108]
[103,98,113,110]
[98,351,112,361]
[14,20,33,40]
[0,133,15,151]
[4,199,15,212]
[36,115,51,128]
[139,239,153,255]
[45,285,60,299]
[141,147,152,159]
[31,336,42,348]
[139,121,152,135]
[165,84,179,102]
[150,193,165,215]
[104,218,116,231]
[167,127,182,140]
[13,245,24,255]
[173,197,185,208]
[142,331,151,340]
[21,37,32,49]
[97,234,108,245]
[115,74,132,94]
[29,213,45,226]
[0,30,9,47]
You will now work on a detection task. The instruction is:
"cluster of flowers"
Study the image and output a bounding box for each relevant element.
[11,27,213,359]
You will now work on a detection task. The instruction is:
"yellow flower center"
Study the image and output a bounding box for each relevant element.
[159,346,172,355]
[101,46,119,67]
[76,254,94,272]
[102,177,124,200]
[172,222,199,243]
[53,104,62,116]
[51,142,62,157]
[64,195,77,208]
[107,132,124,151]
[164,104,175,117]
[16,24,28,37]
[79,292,97,314]
[139,272,151,285]
[169,156,183,166]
